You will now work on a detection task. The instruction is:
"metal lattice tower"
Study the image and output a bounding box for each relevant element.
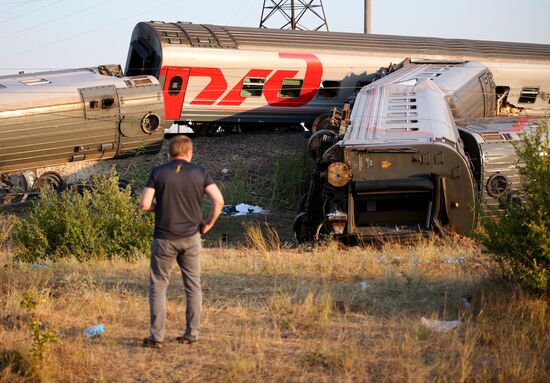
[259,0,329,31]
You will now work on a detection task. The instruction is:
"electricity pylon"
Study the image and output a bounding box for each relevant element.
[259,0,329,31]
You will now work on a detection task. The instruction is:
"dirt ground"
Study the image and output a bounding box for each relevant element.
[39,131,307,185]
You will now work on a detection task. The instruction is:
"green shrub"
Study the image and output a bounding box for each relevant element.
[13,173,153,262]
[479,120,549,292]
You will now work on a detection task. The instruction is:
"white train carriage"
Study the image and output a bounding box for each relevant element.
[126,21,550,133]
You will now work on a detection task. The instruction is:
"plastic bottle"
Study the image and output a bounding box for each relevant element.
[83,324,104,338]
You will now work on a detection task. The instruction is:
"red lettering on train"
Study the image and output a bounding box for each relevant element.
[218,69,273,106]
[188,68,227,106]
[160,52,323,120]
[264,53,323,107]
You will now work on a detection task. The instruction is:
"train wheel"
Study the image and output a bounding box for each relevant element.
[32,172,64,192]
[311,113,330,133]
[308,129,337,160]
[293,212,318,243]
[297,193,308,212]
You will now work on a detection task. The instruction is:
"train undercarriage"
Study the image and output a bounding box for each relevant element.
[294,60,545,242]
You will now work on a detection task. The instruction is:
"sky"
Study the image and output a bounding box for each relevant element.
[0,0,549,76]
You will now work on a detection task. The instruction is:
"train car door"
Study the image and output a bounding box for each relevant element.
[160,67,191,121]
[78,85,120,161]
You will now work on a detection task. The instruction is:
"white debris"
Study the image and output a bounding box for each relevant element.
[359,281,370,291]
[421,317,462,333]
[223,203,265,216]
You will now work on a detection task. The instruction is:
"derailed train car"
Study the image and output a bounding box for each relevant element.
[293,61,548,241]
[0,65,166,203]
[126,21,550,134]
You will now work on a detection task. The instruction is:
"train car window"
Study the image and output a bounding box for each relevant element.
[20,78,51,86]
[279,79,303,98]
[317,80,340,99]
[518,87,539,104]
[169,76,183,96]
[240,77,265,97]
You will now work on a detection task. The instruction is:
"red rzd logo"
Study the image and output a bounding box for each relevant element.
[160,53,323,120]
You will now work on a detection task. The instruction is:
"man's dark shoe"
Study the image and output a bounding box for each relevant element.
[176,334,198,344]
[142,337,163,348]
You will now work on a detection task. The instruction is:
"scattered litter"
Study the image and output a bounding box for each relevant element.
[83,324,104,338]
[444,256,466,264]
[31,263,48,270]
[359,281,370,291]
[420,317,462,333]
[222,203,266,216]
[377,255,387,263]
[221,168,229,175]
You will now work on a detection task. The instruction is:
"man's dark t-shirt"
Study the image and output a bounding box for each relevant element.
[145,160,214,239]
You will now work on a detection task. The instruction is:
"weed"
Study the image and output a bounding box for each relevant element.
[220,163,256,205]
[269,153,309,209]
[13,171,153,262]
[244,222,280,253]
[19,289,40,311]
[0,214,15,245]
[478,120,550,292]
[29,318,60,370]
[0,350,30,377]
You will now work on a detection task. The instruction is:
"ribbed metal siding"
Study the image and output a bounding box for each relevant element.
[0,103,117,173]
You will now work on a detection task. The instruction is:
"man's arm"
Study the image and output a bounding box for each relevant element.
[201,184,224,235]
[140,187,156,212]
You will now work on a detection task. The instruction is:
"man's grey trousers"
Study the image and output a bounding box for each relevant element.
[149,233,202,342]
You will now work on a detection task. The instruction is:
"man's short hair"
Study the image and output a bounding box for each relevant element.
[169,135,193,158]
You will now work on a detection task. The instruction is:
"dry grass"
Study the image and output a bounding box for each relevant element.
[0,235,549,382]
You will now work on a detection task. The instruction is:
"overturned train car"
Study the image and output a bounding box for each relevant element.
[0,65,166,203]
[294,61,548,240]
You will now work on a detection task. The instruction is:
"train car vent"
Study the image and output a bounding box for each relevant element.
[20,78,51,86]
[168,38,183,44]
[417,66,451,78]
[132,77,153,86]
[518,87,539,104]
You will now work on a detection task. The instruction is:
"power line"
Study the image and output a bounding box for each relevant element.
[0,0,183,62]
[0,0,111,41]
[0,0,65,25]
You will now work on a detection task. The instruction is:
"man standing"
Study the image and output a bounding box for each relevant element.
[140,135,224,348]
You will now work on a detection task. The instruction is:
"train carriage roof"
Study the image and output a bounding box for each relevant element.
[134,21,550,63]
